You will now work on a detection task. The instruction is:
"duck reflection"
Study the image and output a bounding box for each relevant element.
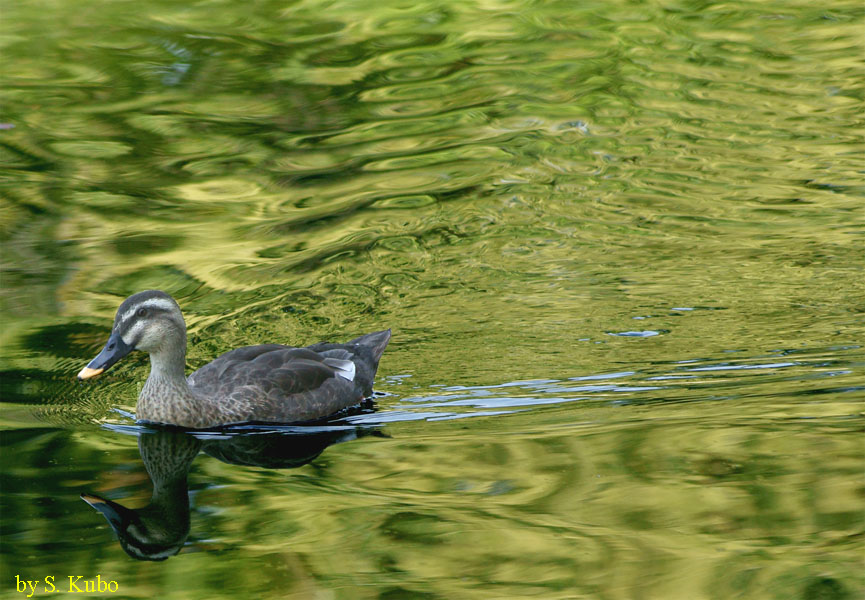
[82,424,374,561]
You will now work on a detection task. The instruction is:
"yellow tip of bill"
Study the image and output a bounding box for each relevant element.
[80,494,106,506]
[77,366,104,380]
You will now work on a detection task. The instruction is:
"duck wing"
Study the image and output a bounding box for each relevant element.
[186,330,390,423]
[306,329,391,396]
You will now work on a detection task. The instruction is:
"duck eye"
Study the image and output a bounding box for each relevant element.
[136,308,147,317]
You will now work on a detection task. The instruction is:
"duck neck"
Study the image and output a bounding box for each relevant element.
[148,342,189,385]
[138,334,203,426]
[138,432,200,536]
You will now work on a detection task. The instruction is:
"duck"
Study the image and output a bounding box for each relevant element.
[77,290,391,428]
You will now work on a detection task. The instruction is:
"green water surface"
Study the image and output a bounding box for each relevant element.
[1,0,863,598]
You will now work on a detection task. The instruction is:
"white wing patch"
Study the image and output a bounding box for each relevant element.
[324,358,356,381]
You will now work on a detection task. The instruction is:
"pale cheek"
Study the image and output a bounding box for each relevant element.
[121,322,145,347]
[135,332,159,351]
[134,322,175,351]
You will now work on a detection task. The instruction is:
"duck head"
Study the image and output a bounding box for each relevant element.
[78,290,186,380]
[81,492,187,561]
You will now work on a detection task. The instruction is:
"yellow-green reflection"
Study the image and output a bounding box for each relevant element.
[1,0,863,597]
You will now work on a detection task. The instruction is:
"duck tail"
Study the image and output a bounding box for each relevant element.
[350,329,391,363]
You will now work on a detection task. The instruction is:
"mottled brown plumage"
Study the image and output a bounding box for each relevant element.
[78,290,391,429]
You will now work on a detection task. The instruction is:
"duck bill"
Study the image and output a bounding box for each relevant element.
[81,493,132,531]
[78,333,133,380]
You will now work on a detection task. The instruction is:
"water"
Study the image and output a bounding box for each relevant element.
[1,0,863,598]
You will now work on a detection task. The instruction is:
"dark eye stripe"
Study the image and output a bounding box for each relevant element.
[118,306,170,330]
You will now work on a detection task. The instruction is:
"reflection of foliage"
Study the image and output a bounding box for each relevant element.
[0,212,69,320]
[1,414,861,598]
[3,0,861,379]
[1,0,864,597]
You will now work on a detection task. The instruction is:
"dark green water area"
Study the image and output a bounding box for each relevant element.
[1,0,863,598]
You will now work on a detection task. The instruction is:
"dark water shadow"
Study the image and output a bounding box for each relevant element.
[81,421,381,561]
